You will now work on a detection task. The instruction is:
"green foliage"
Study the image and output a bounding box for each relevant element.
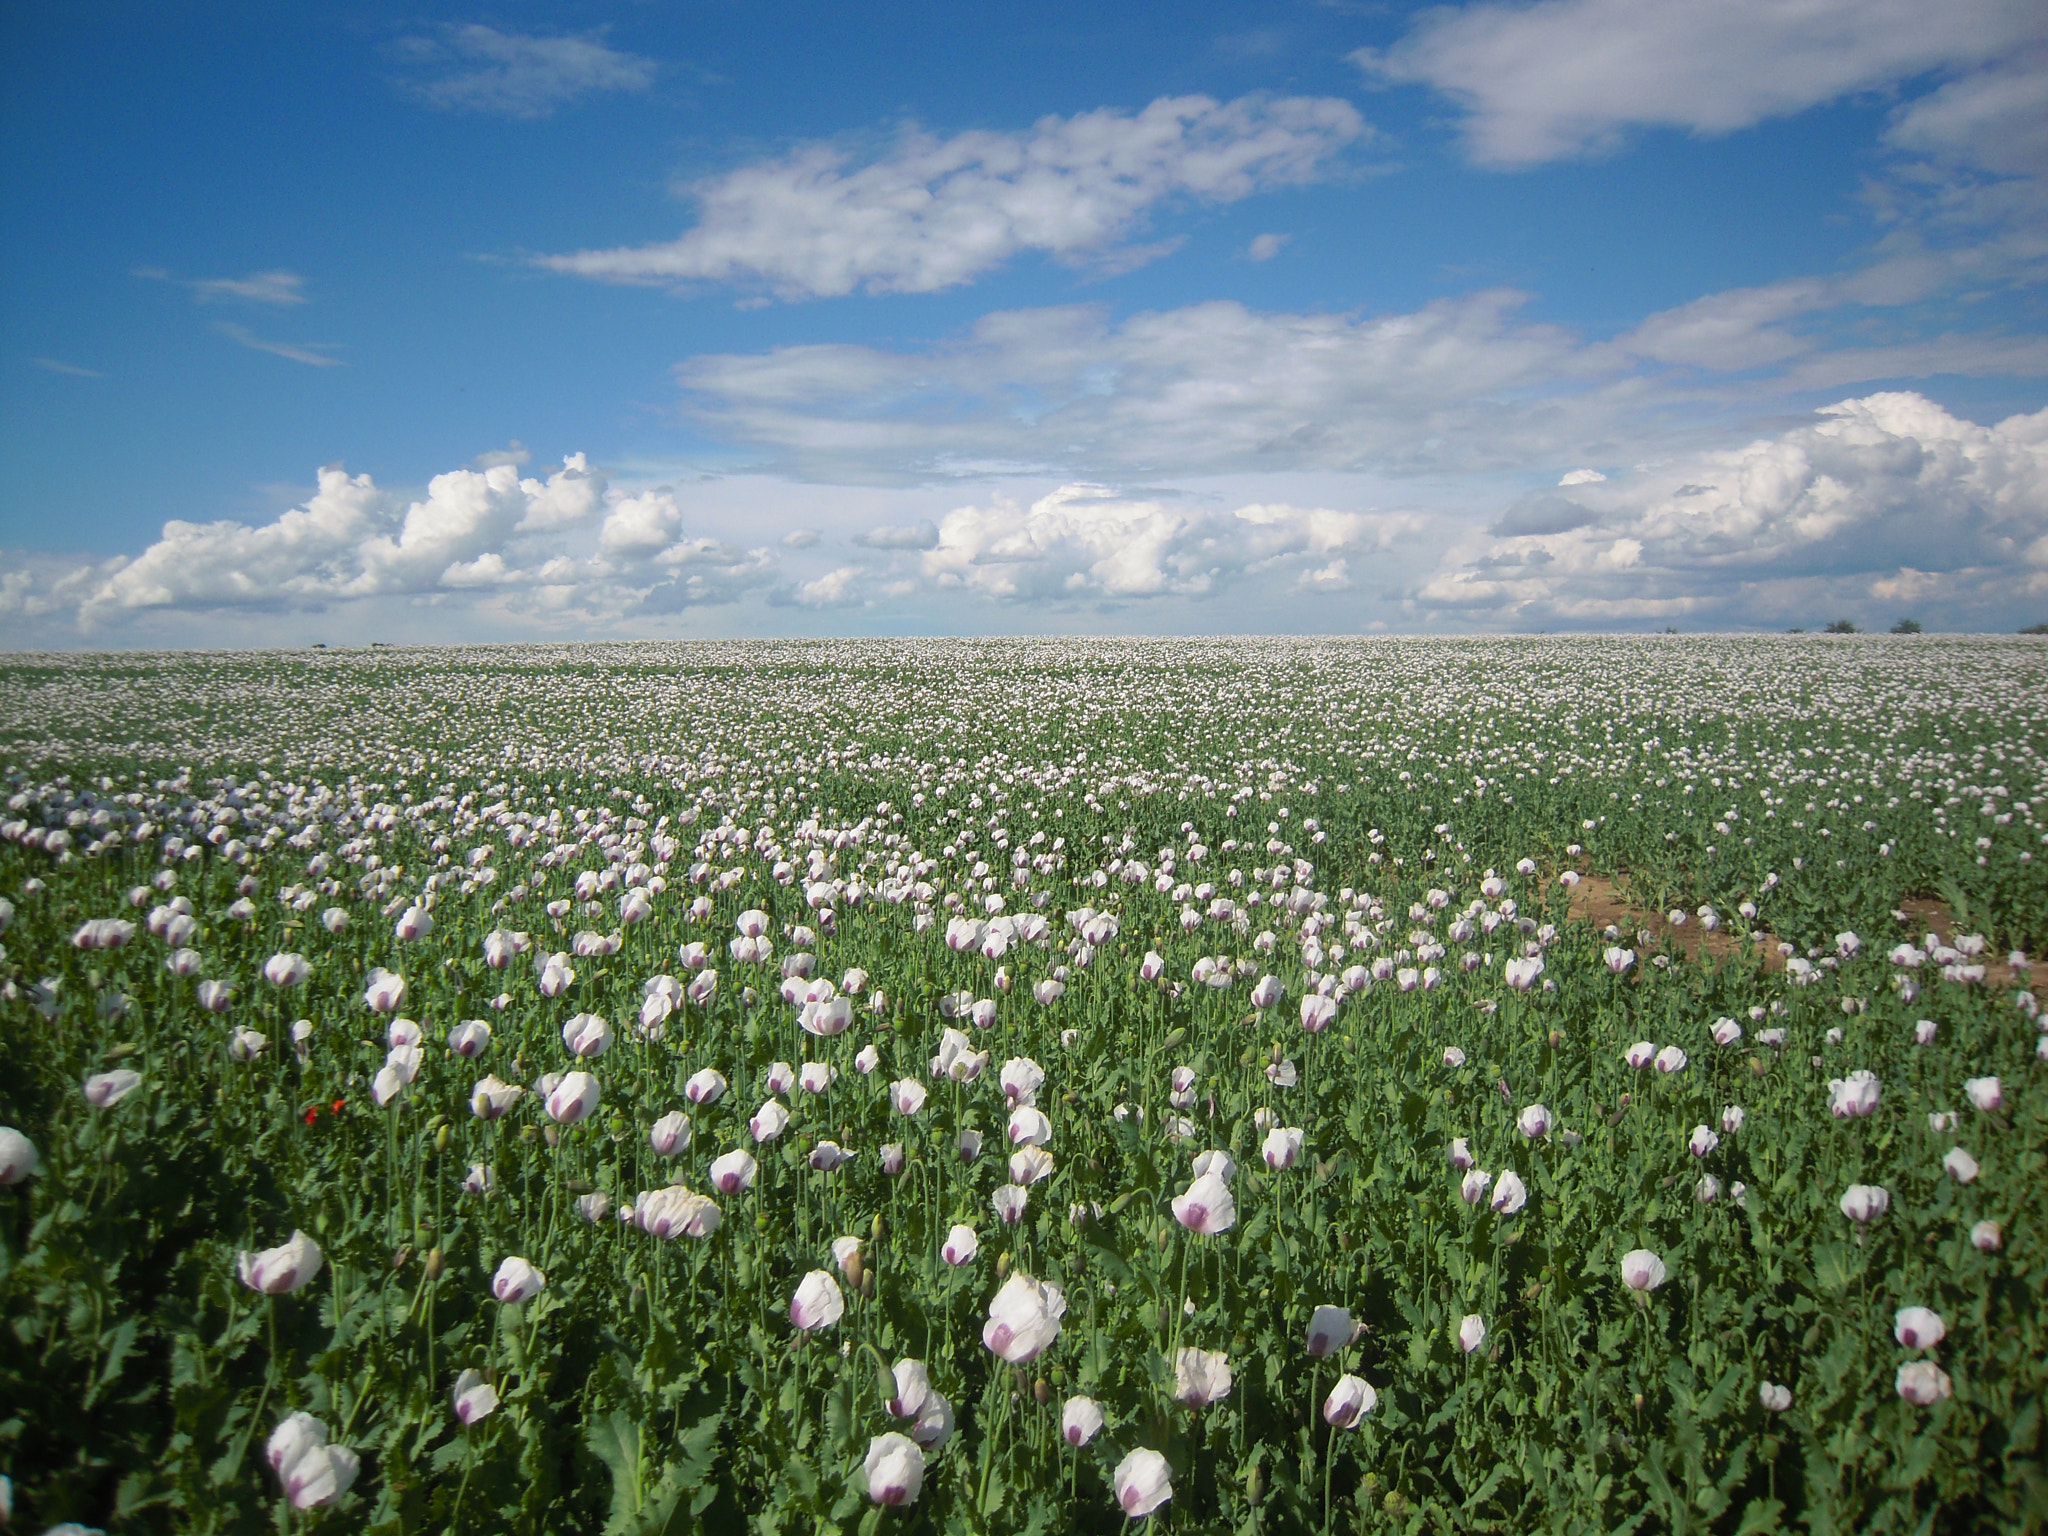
[0,637,2043,1533]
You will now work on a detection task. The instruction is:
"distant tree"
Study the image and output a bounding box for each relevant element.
[1891,618,1923,634]
[1663,626,1679,634]
[1786,627,1806,634]
[1824,619,1859,634]
[2023,622,2048,635]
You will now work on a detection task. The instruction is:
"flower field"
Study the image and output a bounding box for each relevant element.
[1,635,2044,1535]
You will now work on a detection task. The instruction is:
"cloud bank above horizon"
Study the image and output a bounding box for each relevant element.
[6,392,2043,645]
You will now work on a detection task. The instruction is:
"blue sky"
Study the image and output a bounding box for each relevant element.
[4,0,2046,645]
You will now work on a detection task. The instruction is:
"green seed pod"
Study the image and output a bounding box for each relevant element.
[864,1342,896,1407]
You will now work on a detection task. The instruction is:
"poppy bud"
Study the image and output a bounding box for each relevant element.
[996,1251,1012,1280]
[424,1247,443,1280]
[434,1124,450,1154]
[1033,1377,1051,1405]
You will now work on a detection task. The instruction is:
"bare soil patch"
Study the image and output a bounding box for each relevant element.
[1545,871,2045,1005]
[1545,869,1785,972]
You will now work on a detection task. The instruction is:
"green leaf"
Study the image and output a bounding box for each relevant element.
[1809,1242,1859,1294]
[673,1407,723,1490]
[587,1409,645,1534]
[1734,1497,1784,1534]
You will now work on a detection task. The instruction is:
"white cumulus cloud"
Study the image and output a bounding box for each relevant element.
[9,454,786,638]
[1416,391,2048,628]
[539,93,1365,298]
[918,483,1419,603]
[789,566,870,608]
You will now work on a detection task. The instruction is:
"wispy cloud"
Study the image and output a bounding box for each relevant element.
[191,270,307,306]
[135,266,312,306]
[31,357,103,378]
[397,25,657,118]
[539,93,1366,299]
[214,322,344,368]
[671,264,2048,485]
[853,521,940,550]
[1355,0,2046,168]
